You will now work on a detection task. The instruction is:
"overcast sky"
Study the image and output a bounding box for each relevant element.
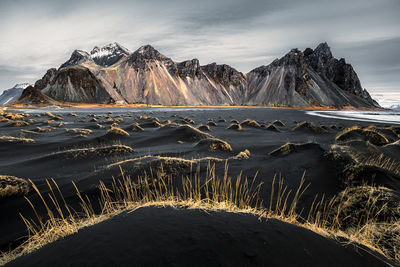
[0,0,399,97]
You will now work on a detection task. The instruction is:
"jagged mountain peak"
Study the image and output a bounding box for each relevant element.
[60,50,91,68]
[12,83,31,89]
[90,42,130,58]
[201,62,246,86]
[177,59,201,78]
[127,44,174,69]
[89,42,130,67]
[133,45,169,60]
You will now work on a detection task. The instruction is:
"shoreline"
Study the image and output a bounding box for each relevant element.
[3,103,386,111]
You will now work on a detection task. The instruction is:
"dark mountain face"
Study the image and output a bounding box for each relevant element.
[126,45,175,70]
[40,66,112,103]
[201,63,247,87]
[177,59,201,78]
[60,50,91,69]
[17,86,54,105]
[303,43,378,106]
[19,42,380,108]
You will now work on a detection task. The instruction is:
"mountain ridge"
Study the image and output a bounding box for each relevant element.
[14,42,379,108]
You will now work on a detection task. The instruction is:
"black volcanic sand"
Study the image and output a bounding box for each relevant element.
[0,108,399,265]
[6,207,391,267]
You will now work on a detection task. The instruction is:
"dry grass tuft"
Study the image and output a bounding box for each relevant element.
[0,175,31,198]
[227,123,243,131]
[197,124,211,132]
[292,121,327,134]
[231,149,251,160]
[107,127,130,136]
[59,144,133,159]
[65,128,93,136]
[131,123,144,132]
[269,142,322,156]
[240,119,261,128]
[0,136,34,144]
[7,120,29,127]
[0,166,398,265]
[196,138,233,151]
[336,126,389,146]
[271,120,285,127]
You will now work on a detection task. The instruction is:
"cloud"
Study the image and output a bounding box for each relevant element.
[0,0,399,94]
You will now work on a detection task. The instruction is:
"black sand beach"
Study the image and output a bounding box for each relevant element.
[0,107,399,266]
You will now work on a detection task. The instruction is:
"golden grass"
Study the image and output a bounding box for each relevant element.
[0,165,398,265]
[240,119,261,128]
[336,126,389,146]
[7,120,30,127]
[58,144,133,159]
[292,121,327,134]
[0,175,31,198]
[0,136,34,143]
[196,138,233,152]
[227,123,243,131]
[65,128,93,136]
[356,153,400,177]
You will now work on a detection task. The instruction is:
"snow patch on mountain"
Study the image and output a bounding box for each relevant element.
[0,83,32,105]
[89,43,131,67]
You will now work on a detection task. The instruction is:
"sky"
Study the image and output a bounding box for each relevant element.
[0,0,399,104]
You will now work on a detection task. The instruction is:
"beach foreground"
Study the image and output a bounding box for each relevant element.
[0,107,399,266]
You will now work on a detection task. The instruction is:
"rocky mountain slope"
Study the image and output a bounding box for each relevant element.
[18,42,379,107]
[0,83,30,105]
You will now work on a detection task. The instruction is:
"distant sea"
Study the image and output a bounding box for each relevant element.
[307,110,400,125]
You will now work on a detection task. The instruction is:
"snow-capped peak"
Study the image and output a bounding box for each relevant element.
[89,42,131,67]
[13,83,31,89]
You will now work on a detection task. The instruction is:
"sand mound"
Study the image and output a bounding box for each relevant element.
[107,127,130,136]
[326,186,400,262]
[269,142,324,156]
[230,119,239,124]
[196,138,233,152]
[7,206,389,267]
[0,175,31,198]
[231,149,251,160]
[207,121,217,127]
[292,121,327,134]
[197,124,211,131]
[271,120,285,127]
[330,186,400,228]
[327,143,400,189]
[227,123,243,131]
[139,119,163,128]
[35,127,55,133]
[130,123,144,132]
[240,119,261,128]
[65,128,93,136]
[61,145,133,159]
[336,126,389,146]
[7,120,29,127]
[262,123,280,132]
[182,117,195,124]
[0,136,34,144]
[163,125,213,142]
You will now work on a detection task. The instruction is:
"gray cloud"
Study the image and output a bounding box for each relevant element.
[0,0,399,94]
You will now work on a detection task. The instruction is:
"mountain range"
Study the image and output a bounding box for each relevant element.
[0,83,31,106]
[13,42,379,108]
